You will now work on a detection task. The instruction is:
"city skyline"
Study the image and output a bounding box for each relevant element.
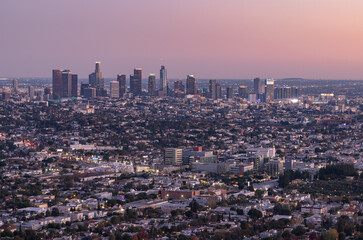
[1,0,363,79]
[0,1,362,239]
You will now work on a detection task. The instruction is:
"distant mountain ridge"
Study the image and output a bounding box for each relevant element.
[279,78,305,81]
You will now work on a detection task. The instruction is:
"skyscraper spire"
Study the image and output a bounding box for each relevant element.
[95,61,101,73]
[89,61,105,97]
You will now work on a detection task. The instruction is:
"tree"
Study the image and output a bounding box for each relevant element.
[114,233,132,240]
[292,226,306,236]
[137,228,149,240]
[124,209,138,221]
[309,232,319,240]
[1,229,13,238]
[338,232,346,240]
[320,229,338,240]
[189,199,203,213]
[149,225,158,238]
[24,230,38,240]
[185,210,195,219]
[171,209,184,217]
[337,215,354,236]
[63,176,74,190]
[281,230,291,240]
[274,204,291,215]
[279,171,291,188]
[319,164,358,180]
[268,188,276,196]
[322,216,333,229]
[255,190,264,199]
[51,207,60,216]
[248,208,262,220]
[110,216,121,225]
[177,234,191,240]
[236,209,244,215]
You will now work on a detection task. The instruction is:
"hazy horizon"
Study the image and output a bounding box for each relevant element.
[1,0,363,79]
[1,77,362,82]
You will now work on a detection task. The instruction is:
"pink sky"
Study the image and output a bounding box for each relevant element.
[1,0,363,79]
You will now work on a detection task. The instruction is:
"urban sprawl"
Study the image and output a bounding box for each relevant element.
[0,63,362,240]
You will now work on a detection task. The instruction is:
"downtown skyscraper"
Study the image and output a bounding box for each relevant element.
[186,75,197,95]
[265,78,275,102]
[254,77,265,95]
[238,85,248,99]
[130,68,142,96]
[52,69,78,99]
[174,80,184,92]
[110,81,120,98]
[160,65,167,95]
[209,80,217,99]
[148,74,156,96]
[12,79,18,93]
[28,86,35,100]
[89,62,105,97]
[216,83,222,99]
[117,74,126,97]
[52,70,62,99]
[226,86,234,99]
[61,70,73,98]
[71,74,78,97]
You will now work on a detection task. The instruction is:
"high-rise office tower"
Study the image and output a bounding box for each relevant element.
[174,80,184,92]
[95,62,104,90]
[28,86,35,100]
[80,83,90,96]
[89,62,105,96]
[238,85,248,98]
[53,69,77,99]
[291,86,298,98]
[265,79,275,102]
[117,74,126,97]
[274,86,298,99]
[160,65,167,95]
[89,73,96,88]
[186,75,197,95]
[2,91,11,100]
[148,74,156,96]
[71,74,78,97]
[283,87,291,99]
[52,69,63,99]
[110,81,120,98]
[84,88,96,98]
[130,68,142,96]
[44,87,51,100]
[226,86,234,99]
[12,79,18,93]
[174,80,185,98]
[216,83,222,99]
[44,87,51,96]
[254,77,265,94]
[275,87,283,99]
[209,80,217,99]
[62,70,72,98]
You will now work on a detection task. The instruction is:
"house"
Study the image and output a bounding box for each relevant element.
[338,208,359,217]
[301,205,327,215]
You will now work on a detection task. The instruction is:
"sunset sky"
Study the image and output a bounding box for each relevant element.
[1,0,363,79]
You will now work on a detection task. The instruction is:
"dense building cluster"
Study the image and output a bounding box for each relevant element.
[0,71,361,240]
[50,63,299,102]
